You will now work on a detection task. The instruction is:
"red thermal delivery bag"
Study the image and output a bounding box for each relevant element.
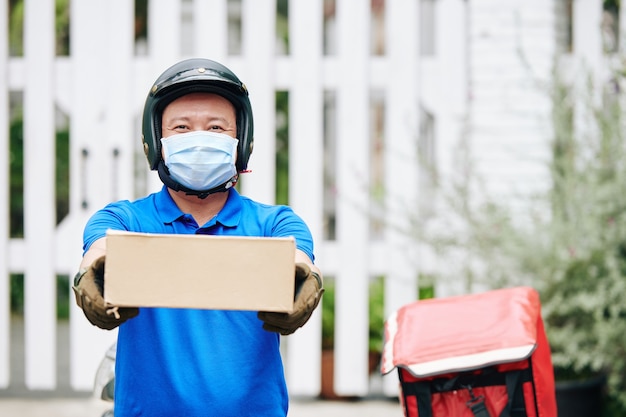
[381,287,557,417]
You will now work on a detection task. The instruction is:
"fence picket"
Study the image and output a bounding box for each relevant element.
[334,0,371,397]
[284,0,325,396]
[22,0,57,390]
[239,0,277,204]
[381,0,422,396]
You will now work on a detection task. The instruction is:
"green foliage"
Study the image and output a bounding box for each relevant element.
[56,275,70,320]
[276,0,289,53]
[418,273,436,300]
[321,278,335,350]
[10,274,24,315]
[542,73,626,412]
[275,91,289,205]
[9,0,70,56]
[8,0,23,55]
[9,116,24,237]
[135,0,148,43]
[9,274,70,320]
[56,126,70,224]
[604,0,620,12]
[55,0,70,55]
[415,67,626,411]
[368,276,385,352]
[320,276,387,354]
[10,274,70,319]
[9,116,70,236]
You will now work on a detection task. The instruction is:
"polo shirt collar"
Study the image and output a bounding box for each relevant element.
[156,185,243,228]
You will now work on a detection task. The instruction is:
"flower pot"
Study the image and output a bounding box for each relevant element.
[320,349,347,400]
[320,349,381,400]
[368,350,382,374]
[555,374,606,417]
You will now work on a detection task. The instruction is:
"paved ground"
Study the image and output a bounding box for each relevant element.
[0,396,403,417]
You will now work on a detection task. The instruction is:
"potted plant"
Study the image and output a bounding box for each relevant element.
[541,248,618,416]
[529,70,626,415]
[367,275,385,373]
[410,69,626,415]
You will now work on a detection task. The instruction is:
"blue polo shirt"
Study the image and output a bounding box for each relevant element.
[83,186,315,417]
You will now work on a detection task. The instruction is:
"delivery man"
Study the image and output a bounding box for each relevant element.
[72,58,324,417]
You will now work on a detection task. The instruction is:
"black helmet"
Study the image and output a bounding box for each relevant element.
[141,58,254,175]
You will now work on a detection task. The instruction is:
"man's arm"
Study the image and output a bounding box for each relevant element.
[80,237,107,269]
[257,249,324,335]
[295,249,322,278]
[73,236,139,329]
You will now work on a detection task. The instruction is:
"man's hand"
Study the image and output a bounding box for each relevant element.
[72,255,139,330]
[258,263,324,335]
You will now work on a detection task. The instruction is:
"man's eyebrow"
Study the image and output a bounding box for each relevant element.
[164,116,191,123]
[206,116,230,123]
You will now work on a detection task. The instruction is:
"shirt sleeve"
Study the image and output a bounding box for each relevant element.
[82,201,132,254]
[270,206,316,263]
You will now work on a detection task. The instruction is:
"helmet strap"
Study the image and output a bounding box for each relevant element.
[156,161,238,199]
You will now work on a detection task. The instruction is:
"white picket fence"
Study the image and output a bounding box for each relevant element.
[0,0,612,398]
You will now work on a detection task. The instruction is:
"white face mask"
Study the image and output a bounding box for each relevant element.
[161,131,239,191]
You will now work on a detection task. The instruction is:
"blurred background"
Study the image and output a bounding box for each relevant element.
[1,0,626,415]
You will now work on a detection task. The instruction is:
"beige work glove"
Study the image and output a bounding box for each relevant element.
[72,255,139,330]
[258,263,324,335]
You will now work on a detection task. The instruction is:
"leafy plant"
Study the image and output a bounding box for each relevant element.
[535,71,626,411]
[411,66,626,411]
[368,276,385,353]
[321,278,335,350]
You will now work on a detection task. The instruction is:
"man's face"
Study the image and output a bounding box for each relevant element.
[161,92,237,141]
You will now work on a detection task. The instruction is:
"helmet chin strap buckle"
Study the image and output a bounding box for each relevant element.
[186,179,237,199]
[193,191,211,200]
[191,176,238,199]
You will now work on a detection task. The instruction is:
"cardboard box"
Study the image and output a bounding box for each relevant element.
[103,230,295,312]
